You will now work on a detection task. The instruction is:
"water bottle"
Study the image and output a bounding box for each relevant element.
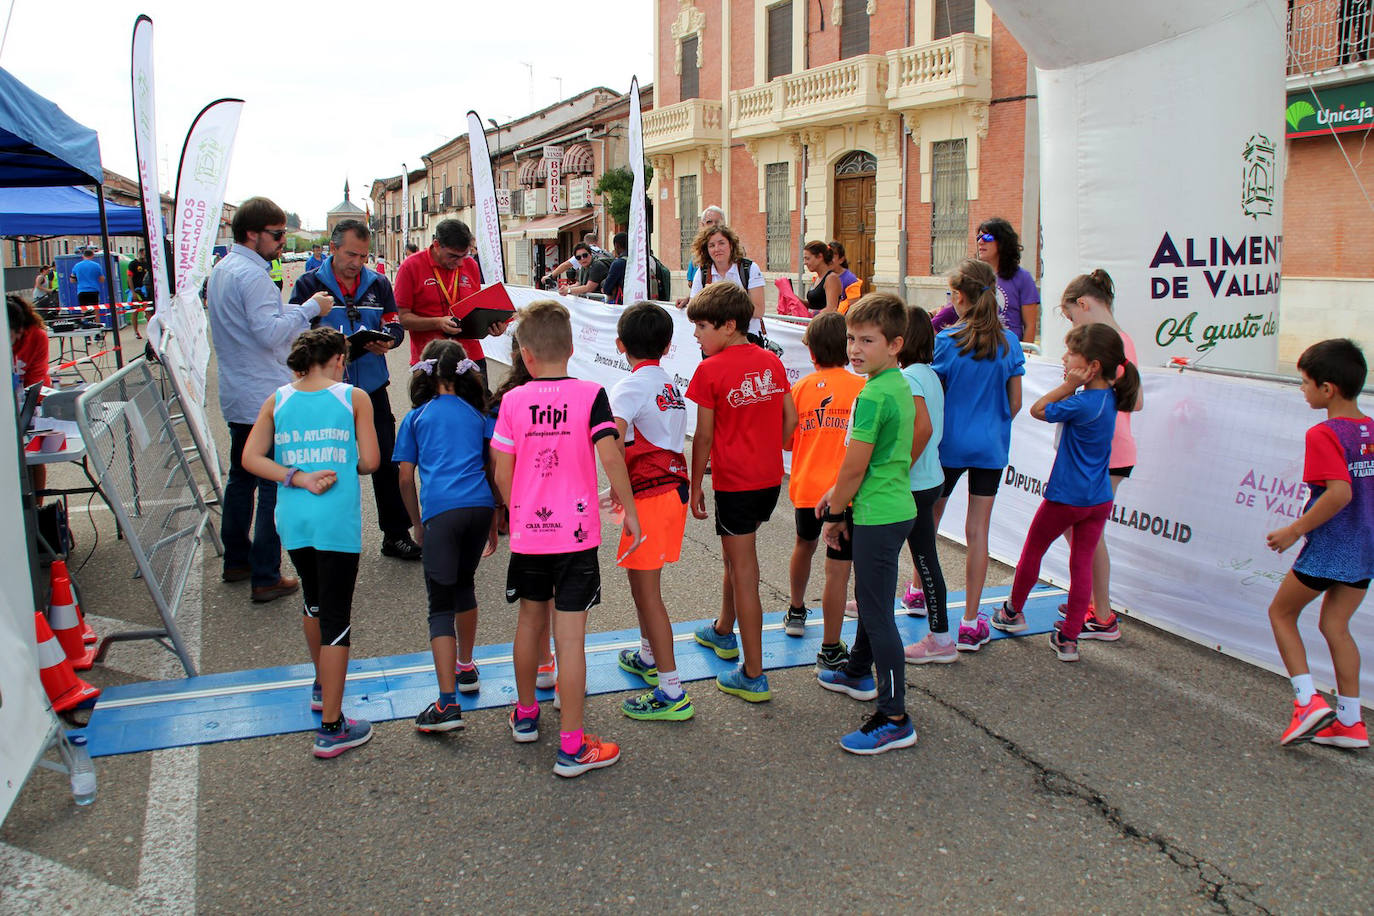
[67,735,96,806]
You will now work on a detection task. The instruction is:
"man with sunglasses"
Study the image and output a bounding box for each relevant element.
[289,218,419,562]
[208,196,337,602]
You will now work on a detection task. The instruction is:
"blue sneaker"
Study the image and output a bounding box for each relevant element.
[617,649,659,686]
[840,712,918,755]
[309,681,323,712]
[694,623,739,660]
[509,706,540,743]
[817,668,878,701]
[621,687,694,721]
[716,665,772,702]
[312,717,372,758]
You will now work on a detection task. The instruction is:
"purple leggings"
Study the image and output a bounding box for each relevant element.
[1010,499,1112,640]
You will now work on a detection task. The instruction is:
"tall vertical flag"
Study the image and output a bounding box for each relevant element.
[625,77,649,303]
[467,111,506,283]
[174,99,242,295]
[401,164,410,250]
[131,16,171,325]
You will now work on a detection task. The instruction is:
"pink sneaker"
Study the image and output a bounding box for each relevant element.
[1311,719,1369,749]
[1280,696,1336,745]
[904,633,957,665]
[844,599,859,619]
[956,616,991,652]
[901,583,927,617]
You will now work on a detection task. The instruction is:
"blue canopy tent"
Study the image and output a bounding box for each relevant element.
[1,65,136,367]
[0,186,145,237]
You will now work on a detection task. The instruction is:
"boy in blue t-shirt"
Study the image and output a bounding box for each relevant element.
[1266,339,1371,749]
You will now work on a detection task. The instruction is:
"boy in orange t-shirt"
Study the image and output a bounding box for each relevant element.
[784,312,866,671]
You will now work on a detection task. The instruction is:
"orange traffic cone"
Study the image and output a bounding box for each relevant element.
[34,611,100,713]
[48,570,96,670]
[50,560,95,645]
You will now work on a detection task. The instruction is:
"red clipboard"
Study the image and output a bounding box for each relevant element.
[450,282,516,339]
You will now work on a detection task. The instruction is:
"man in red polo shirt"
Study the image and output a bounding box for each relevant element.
[395,218,507,377]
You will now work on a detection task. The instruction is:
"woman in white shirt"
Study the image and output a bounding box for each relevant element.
[687,224,765,336]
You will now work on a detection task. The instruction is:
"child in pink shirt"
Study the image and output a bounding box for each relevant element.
[492,300,642,778]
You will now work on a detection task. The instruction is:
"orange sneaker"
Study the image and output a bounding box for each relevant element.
[1311,719,1369,749]
[553,734,621,777]
[1280,696,1336,745]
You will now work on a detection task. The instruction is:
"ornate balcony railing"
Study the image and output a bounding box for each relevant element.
[885,33,991,112]
[1288,0,1374,75]
[730,55,888,137]
[643,98,724,155]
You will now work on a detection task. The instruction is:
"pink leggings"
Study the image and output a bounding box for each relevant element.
[1009,499,1112,640]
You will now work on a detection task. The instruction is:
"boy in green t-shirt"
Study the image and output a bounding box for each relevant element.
[816,293,919,754]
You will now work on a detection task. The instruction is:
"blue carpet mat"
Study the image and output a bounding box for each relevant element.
[76,584,1065,757]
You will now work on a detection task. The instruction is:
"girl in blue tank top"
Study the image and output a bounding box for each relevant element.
[243,328,380,759]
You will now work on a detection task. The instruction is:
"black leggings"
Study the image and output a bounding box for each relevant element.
[423,506,495,640]
[288,547,359,647]
[906,483,949,634]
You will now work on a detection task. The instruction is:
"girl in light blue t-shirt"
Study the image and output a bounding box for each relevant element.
[243,328,379,760]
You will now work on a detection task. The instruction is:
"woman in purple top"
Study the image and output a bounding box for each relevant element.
[930,218,1040,343]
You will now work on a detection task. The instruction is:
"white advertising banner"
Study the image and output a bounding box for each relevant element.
[131,15,172,339]
[174,98,242,294]
[467,111,505,283]
[487,292,1371,701]
[625,77,649,304]
[544,144,563,215]
[995,0,1286,372]
[401,166,409,247]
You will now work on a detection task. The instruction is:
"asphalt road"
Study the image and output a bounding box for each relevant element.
[2,315,1371,914]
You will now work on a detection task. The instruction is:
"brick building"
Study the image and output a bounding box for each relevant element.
[646,0,1038,313]
[1280,0,1374,364]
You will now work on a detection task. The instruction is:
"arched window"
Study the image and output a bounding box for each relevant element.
[834,150,877,175]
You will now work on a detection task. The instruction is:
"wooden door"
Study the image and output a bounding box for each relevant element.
[833,173,876,293]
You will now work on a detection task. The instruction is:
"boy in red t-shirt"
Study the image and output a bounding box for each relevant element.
[785,311,865,671]
[686,284,797,702]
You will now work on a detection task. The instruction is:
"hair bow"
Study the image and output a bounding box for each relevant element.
[456,358,478,375]
[411,358,437,375]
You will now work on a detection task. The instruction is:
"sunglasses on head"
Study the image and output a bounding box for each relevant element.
[975,232,996,243]
[261,229,286,240]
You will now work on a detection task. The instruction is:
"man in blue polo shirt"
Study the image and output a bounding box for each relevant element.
[304,244,324,273]
[69,247,105,309]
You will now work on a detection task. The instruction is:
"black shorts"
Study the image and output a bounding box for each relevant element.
[1110,465,1134,479]
[76,291,99,307]
[942,466,1001,498]
[714,485,780,537]
[794,507,854,561]
[1293,569,1371,592]
[506,548,601,612]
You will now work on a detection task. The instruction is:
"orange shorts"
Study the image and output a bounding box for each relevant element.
[617,487,688,570]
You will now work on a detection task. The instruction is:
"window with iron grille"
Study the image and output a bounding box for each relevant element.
[930,139,969,275]
[933,0,975,39]
[767,2,793,81]
[840,0,870,58]
[681,36,699,99]
[678,174,699,269]
[765,163,791,271]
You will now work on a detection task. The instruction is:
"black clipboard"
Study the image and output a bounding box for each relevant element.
[347,329,393,361]
[450,282,515,339]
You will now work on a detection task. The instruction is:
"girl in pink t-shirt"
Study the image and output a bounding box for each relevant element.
[1057,269,1144,638]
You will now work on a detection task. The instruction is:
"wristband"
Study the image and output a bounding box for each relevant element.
[822,511,846,523]
[283,466,300,488]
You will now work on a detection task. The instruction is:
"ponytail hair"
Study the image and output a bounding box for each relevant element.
[286,327,346,374]
[409,338,487,412]
[1064,323,1140,413]
[947,259,1007,361]
[1061,268,1115,309]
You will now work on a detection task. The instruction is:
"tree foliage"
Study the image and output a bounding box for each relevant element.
[594,160,654,227]
[285,211,302,230]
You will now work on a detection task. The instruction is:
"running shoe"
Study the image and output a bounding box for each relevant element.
[509,706,540,743]
[622,687,695,721]
[1057,601,1097,619]
[844,599,859,619]
[312,717,372,758]
[901,583,927,617]
[990,601,1028,634]
[904,633,958,665]
[617,649,659,686]
[694,623,740,660]
[536,661,557,690]
[816,642,851,673]
[1280,696,1336,745]
[1311,719,1369,749]
[957,616,991,652]
[414,701,465,733]
[817,668,878,701]
[456,662,481,694]
[1048,626,1079,662]
[1079,614,1121,641]
[310,682,323,712]
[840,711,918,755]
[716,666,772,702]
[783,605,808,637]
[553,734,621,778]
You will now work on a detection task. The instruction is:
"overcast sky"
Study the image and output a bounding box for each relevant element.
[0,1,655,228]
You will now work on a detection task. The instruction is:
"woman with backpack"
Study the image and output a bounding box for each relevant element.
[687,224,765,334]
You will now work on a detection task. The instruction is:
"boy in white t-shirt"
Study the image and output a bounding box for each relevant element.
[609,302,694,721]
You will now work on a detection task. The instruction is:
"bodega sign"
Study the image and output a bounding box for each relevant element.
[1285,80,1374,138]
